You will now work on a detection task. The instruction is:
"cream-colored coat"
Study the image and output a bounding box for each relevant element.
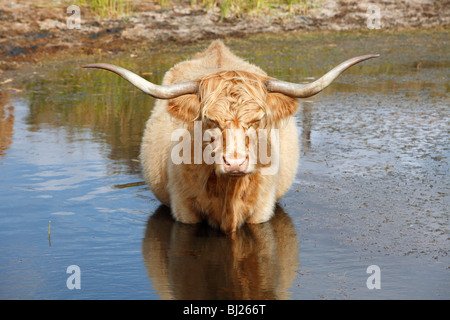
[140,40,299,233]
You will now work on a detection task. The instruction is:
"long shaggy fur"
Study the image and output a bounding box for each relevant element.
[140,40,300,233]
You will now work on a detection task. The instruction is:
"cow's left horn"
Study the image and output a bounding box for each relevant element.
[265,54,379,98]
[83,63,199,99]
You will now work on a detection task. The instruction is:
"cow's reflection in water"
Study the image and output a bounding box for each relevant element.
[142,204,299,300]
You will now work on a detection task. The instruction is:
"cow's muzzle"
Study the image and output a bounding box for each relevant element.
[223,154,249,176]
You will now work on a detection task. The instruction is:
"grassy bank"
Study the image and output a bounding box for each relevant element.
[77,0,319,19]
[76,0,133,18]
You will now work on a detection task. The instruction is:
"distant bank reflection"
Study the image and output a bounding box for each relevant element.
[0,92,14,160]
[142,205,299,300]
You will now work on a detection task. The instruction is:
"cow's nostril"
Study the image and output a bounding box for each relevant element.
[241,156,249,166]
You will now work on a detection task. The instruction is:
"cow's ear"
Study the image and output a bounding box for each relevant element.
[266,93,299,121]
[167,94,200,122]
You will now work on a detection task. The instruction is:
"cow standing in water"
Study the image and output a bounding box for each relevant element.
[84,40,377,233]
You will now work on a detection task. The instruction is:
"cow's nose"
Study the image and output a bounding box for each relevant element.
[223,155,249,174]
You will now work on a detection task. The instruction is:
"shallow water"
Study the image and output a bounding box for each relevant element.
[0,28,448,299]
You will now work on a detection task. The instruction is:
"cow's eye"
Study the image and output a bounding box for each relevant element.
[250,120,261,128]
[205,118,220,129]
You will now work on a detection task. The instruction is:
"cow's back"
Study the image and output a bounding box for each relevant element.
[163,40,267,85]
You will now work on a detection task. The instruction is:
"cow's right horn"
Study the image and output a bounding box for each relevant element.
[265,54,379,98]
[83,63,199,99]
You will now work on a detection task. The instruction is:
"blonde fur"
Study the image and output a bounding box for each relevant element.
[140,40,300,233]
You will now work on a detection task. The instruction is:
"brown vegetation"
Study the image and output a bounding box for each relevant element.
[0,0,448,75]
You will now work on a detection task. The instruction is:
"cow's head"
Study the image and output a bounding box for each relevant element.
[166,70,297,176]
[83,54,378,176]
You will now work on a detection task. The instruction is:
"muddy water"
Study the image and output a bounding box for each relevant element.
[0,28,448,299]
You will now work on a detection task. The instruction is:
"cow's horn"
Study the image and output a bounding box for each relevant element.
[265,54,379,98]
[83,63,199,99]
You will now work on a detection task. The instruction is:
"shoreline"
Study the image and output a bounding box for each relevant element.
[0,0,448,75]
